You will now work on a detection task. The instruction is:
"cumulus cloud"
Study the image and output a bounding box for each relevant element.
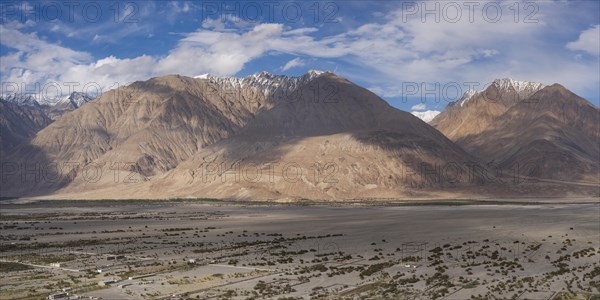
[156,23,286,76]
[1,1,599,103]
[411,103,427,111]
[3,21,331,96]
[347,2,599,100]
[567,25,600,56]
[60,55,156,91]
[0,25,93,97]
[1,22,289,96]
[281,58,305,71]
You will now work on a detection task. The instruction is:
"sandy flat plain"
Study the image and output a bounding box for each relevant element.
[1,200,598,299]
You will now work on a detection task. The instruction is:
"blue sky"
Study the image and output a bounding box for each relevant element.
[1,0,599,113]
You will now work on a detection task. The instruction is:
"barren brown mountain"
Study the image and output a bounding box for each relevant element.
[138,73,475,200]
[0,100,53,157]
[432,80,600,183]
[1,73,598,200]
[1,73,280,196]
[1,72,478,199]
[430,78,545,141]
[0,92,94,157]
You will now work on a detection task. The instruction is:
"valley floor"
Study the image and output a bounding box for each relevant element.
[1,201,599,299]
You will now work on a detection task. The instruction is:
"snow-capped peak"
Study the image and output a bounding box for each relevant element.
[411,110,441,123]
[457,89,478,107]
[454,78,545,108]
[2,92,94,107]
[0,93,39,106]
[307,69,325,76]
[193,70,327,95]
[63,92,94,108]
[253,71,273,77]
[491,78,545,95]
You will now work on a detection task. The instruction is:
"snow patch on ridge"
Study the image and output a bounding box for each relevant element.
[0,94,39,106]
[193,70,328,95]
[456,78,546,107]
[2,92,95,107]
[411,110,441,123]
[458,89,478,107]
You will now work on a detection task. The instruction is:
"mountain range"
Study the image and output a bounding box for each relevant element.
[0,72,598,200]
[0,92,94,157]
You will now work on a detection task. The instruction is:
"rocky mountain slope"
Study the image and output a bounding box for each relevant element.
[1,71,476,199]
[1,73,597,200]
[45,92,94,119]
[432,80,599,183]
[0,92,94,156]
[430,78,546,141]
[0,99,53,157]
[2,92,94,110]
[140,73,472,200]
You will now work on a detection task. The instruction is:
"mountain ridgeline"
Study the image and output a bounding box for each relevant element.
[431,78,600,183]
[0,72,598,200]
[0,92,94,157]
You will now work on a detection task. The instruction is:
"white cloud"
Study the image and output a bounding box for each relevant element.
[567,25,600,55]
[0,24,157,99]
[1,1,599,103]
[155,23,286,76]
[0,25,92,89]
[318,2,599,101]
[283,28,319,36]
[2,22,315,96]
[168,1,190,13]
[201,15,255,32]
[43,19,152,44]
[281,58,305,71]
[411,103,427,110]
[60,55,156,92]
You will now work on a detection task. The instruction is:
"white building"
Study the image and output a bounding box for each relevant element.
[48,292,68,300]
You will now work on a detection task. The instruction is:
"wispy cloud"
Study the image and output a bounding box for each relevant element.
[1,1,598,104]
[281,57,305,71]
[567,24,600,56]
[411,103,427,111]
